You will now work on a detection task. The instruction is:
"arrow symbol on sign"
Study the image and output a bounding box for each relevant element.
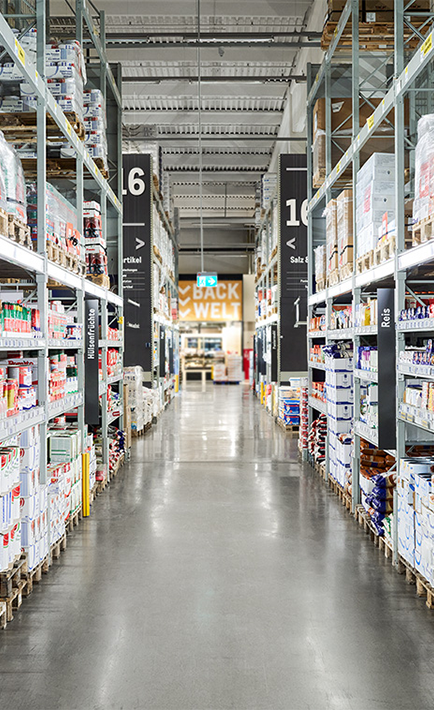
[286,238,296,250]
[135,238,145,250]
[179,308,191,318]
[179,285,191,295]
[179,297,190,306]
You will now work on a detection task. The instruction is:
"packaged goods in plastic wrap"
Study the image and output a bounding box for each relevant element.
[314,244,326,288]
[83,201,107,277]
[0,132,25,220]
[27,182,81,255]
[336,189,353,272]
[325,198,338,276]
[413,114,434,224]
[278,386,300,426]
[356,153,395,257]
[213,363,227,383]
[84,89,108,173]
[308,413,327,463]
[124,366,145,432]
[227,355,242,383]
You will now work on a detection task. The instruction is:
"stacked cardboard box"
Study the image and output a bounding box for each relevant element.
[314,244,326,290]
[337,189,353,276]
[325,198,338,284]
[356,153,395,258]
[324,343,353,487]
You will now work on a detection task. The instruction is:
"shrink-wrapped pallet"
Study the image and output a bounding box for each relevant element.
[413,114,434,224]
[337,189,353,274]
[314,244,326,288]
[325,198,338,278]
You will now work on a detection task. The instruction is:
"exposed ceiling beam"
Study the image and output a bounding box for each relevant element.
[122,75,306,83]
[102,40,320,49]
[123,135,306,141]
[104,31,322,40]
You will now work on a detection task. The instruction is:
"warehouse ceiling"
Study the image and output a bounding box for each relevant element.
[51,0,321,272]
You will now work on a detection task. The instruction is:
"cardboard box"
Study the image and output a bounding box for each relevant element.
[326,198,338,274]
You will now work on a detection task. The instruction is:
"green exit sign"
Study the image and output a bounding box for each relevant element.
[197,272,218,287]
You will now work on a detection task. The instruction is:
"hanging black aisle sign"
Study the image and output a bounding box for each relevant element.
[159,325,166,377]
[122,153,152,384]
[271,323,278,382]
[377,288,396,449]
[279,154,308,375]
[85,297,99,426]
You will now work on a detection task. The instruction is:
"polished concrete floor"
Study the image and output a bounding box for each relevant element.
[2,385,434,709]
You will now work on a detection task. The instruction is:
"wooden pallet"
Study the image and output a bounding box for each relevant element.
[340,262,353,280]
[22,555,49,597]
[8,213,32,248]
[94,158,109,179]
[412,214,434,246]
[0,207,8,237]
[321,20,425,51]
[86,273,110,289]
[356,250,374,274]
[66,506,82,535]
[0,579,26,623]
[110,453,125,480]
[0,601,6,629]
[328,269,340,287]
[396,555,434,608]
[132,427,145,438]
[96,476,108,494]
[65,252,86,276]
[0,110,85,142]
[374,235,395,265]
[277,419,300,435]
[0,553,27,598]
[51,532,67,561]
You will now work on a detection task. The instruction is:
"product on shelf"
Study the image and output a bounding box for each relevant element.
[27,183,82,260]
[309,344,324,365]
[325,197,338,283]
[357,346,378,372]
[298,382,309,451]
[84,89,108,175]
[311,381,326,405]
[356,153,395,259]
[324,342,354,486]
[308,413,327,463]
[0,355,38,416]
[227,355,242,383]
[355,298,377,328]
[261,173,277,212]
[19,425,49,571]
[413,114,434,225]
[0,298,40,336]
[277,386,300,427]
[330,305,352,330]
[47,352,78,402]
[360,382,378,428]
[314,244,326,290]
[0,130,26,222]
[0,445,20,572]
[337,189,353,277]
[360,441,396,537]
[83,200,107,279]
[309,314,326,333]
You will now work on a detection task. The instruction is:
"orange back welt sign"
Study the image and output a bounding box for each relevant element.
[178,280,242,322]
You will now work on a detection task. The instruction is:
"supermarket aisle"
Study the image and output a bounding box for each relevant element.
[3,386,434,710]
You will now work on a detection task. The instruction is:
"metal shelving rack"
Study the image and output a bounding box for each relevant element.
[306,0,434,561]
[151,181,179,407]
[0,1,123,561]
[254,194,279,408]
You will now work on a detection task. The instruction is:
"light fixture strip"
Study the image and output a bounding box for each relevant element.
[197,0,204,273]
